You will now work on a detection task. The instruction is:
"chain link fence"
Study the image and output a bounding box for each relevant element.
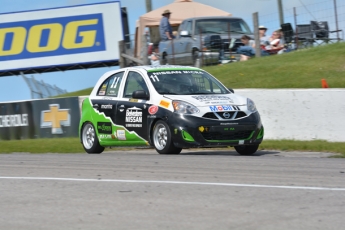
[21,73,68,99]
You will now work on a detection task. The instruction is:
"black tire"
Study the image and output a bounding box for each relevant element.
[152,120,182,154]
[192,50,199,67]
[161,52,168,65]
[234,144,259,155]
[81,122,105,154]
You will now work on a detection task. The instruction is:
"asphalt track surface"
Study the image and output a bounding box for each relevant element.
[0,149,344,230]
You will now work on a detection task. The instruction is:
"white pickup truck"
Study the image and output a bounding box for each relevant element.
[158,16,253,66]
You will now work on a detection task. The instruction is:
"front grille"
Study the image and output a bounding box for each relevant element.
[201,130,253,141]
[202,111,247,120]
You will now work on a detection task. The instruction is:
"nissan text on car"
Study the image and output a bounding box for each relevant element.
[79,65,264,155]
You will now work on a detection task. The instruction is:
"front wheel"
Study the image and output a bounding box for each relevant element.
[152,120,182,154]
[234,144,259,155]
[81,122,105,154]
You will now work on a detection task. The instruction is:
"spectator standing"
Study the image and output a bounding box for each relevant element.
[159,10,174,41]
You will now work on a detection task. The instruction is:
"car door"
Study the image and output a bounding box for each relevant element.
[179,20,193,65]
[115,71,150,141]
[169,20,187,65]
[88,71,125,143]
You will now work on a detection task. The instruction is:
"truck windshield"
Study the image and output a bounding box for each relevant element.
[148,70,230,95]
[195,19,251,35]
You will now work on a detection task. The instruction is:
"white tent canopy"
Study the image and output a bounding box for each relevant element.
[134,0,231,57]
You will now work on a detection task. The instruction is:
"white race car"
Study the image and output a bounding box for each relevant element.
[79,65,264,155]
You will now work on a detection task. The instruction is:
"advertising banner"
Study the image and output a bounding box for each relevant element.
[0,1,123,76]
[0,97,81,140]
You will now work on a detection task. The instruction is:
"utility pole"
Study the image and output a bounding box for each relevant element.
[333,0,340,41]
[146,0,152,12]
[277,0,284,26]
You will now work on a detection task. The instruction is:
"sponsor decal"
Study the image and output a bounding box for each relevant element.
[98,91,105,96]
[0,14,105,61]
[117,129,126,140]
[108,90,116,96]
[102,97,113,100]
[159,100,170,108]
[148,105,158,115]
[129,99,138,102]
[125,107,142,127]
[209,105,233,112]
[0,114,28,127]
[224,127,235,131]
[101,104,112,109]
[99,134,113,139]
[192,96,233,103]
[41,104,70,134]
[220,123,238,125]
[97,122,112,134]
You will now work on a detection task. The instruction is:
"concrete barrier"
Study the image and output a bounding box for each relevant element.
[237,89,345,142]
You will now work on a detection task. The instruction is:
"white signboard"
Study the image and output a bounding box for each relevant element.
[0,1,123,74]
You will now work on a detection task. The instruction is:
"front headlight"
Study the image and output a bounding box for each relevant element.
[247,98,257,113]
[172,100,200,114]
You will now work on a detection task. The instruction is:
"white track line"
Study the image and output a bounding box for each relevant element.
[0,176,344,191]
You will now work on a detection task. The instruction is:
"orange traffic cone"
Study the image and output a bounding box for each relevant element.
[321,79,329,88]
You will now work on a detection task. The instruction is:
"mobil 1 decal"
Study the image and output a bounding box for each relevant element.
[125,106,142,128]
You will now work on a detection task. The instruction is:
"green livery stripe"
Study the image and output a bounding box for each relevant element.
[80,98,148,146]
[257,127,264,139]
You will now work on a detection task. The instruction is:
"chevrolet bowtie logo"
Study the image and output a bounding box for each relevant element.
[41,104,71,134]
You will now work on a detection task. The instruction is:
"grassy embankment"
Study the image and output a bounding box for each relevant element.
[1,43,345,156]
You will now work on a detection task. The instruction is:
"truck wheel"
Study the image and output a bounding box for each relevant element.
[161,52,168,65]
[234,144,259,155]
[81,122,105,154]
[152,120,182,154]
[192,50,200,67]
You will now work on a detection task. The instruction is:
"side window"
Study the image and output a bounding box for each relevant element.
[185,21,192,35]
[105,72,124,97]
[97,71,124,96]
[123,71,148,98]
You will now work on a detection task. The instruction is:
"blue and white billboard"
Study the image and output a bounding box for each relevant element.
[0,1,123,76]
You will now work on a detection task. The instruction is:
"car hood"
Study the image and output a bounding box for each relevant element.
[163,94,247,106]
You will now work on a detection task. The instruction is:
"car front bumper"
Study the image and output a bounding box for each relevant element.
[167,112,264,148]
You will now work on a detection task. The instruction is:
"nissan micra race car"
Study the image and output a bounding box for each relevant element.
[79,65,264,155]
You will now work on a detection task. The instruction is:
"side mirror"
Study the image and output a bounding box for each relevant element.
[228,88,234,93]
[180,30,190,37]
[132,90,149,100]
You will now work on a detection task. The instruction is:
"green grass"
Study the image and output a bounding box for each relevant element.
[205,42,345,89]
[0,138,344,157]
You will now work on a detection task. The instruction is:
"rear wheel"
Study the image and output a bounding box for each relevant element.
[234,144,259,155]
[81,122,105,154]
[152,120,182,154]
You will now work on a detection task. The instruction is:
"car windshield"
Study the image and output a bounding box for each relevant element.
[148,70,230,95]
[195,18,251,35]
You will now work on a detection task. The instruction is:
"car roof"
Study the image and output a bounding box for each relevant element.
[184,16,244,21]
[126,65,202,72]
